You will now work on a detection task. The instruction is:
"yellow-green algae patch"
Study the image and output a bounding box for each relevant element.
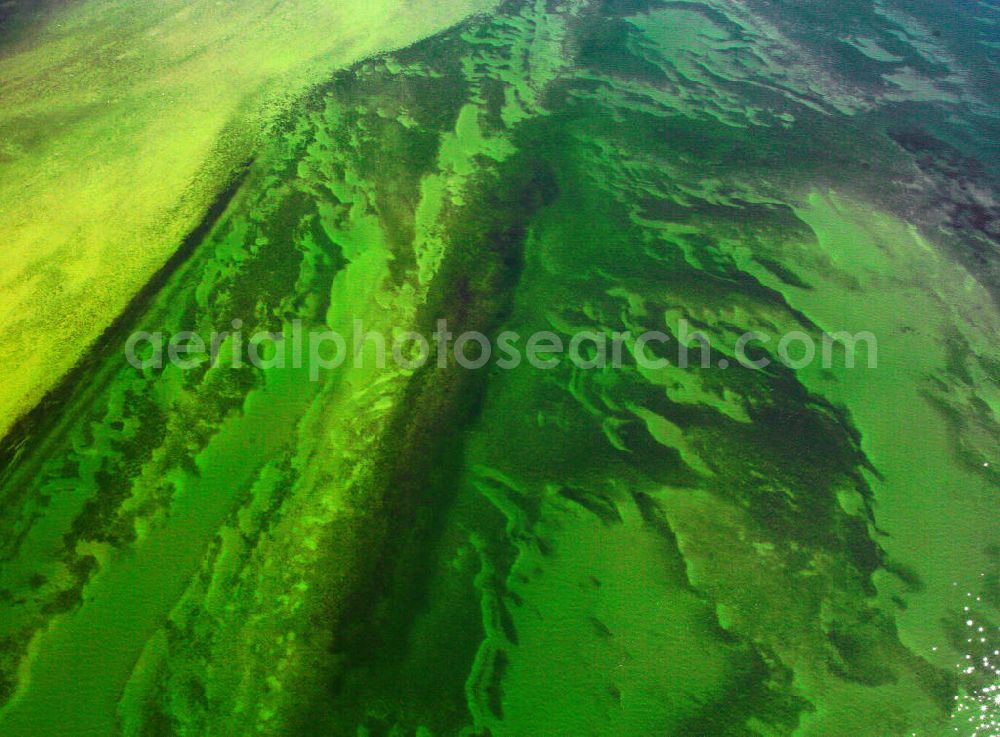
[0,0,497,441]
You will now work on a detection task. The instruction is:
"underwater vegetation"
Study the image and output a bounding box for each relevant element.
[0,0,998,735]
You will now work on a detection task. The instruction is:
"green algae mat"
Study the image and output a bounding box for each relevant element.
[1,1,999,735]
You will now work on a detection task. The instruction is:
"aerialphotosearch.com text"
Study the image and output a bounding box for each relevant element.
[125,319,878,380]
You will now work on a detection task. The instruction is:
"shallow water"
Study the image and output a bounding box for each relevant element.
[0,1,998,735]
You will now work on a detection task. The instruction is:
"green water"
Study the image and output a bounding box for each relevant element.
[1,364,317,736]
[0,1,998,736]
